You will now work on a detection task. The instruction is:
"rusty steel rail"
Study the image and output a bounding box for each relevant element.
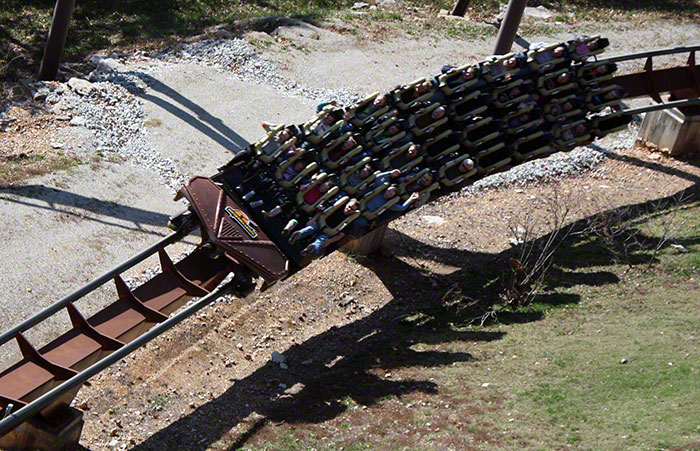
[608,46,700,102]
[621,98,700,116]
[0,279,245,438]
[598,45,700,64]
[0,217,242,443]
[0,230,185,349]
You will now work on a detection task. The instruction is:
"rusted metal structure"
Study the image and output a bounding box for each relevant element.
[449,0,472,18]
[600,45,700,114]
[493,0,528,55]
[1,40,698,448]
[39,0,77,81]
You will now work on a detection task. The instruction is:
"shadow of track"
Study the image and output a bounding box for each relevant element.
[132,286,502,451]
[0,184,174,237]
[588,143,700,185]
[131,72,251,154]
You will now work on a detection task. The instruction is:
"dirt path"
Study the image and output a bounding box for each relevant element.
[266,19,700,94]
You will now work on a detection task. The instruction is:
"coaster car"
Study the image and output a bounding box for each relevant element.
[537,69,578,97]
[492,79,535,109]
[462,117,504,147]
[408,103,449,136]
[527,43,569,73]
[586,85,625,112]
[590,111,632,138]
[346,92,392,127]
[423,130,461,162]
[448,91,490,122]
[512,131,554,161]
[438,153,478,187]
[552,119,593,151]
[302,110,344,145]
[482,53,528,83]
[577,62,617,87]
[251,125,297,163]
[438,64,483,96]
[392,77,438,111]
[475,142,512,174]
[274,149,320,188]
[504,109,544,135]
[382,142,424,173]
[403,181,439,201]
[318,196,361,235]
[397,168,439,198]
[544,95,584,122]
[339,157,375,195]
[568,36,609,61]
[295,173,341,213]
[321,133,363,170]
[365,116,407,153]
[359,182,400,220]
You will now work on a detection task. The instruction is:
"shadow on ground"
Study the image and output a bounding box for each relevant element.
[123,184,699,450]
[131,72,250,154]
[0,184,174,237]
[589,143,700,185]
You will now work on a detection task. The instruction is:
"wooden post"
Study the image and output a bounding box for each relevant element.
[343,224,388,255]
[39,0,77,81]
[493,0,527,55]
[450,0,472,17]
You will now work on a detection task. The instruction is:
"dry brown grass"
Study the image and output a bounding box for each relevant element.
[0,105,81,187]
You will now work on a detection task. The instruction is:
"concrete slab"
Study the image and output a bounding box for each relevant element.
[638,107,700,156]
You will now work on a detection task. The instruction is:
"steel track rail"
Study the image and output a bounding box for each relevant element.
[0,281,240,437]
[605,45,700,102]
[621,98,700,115]
[598,45,700,64]
[0,231,185,349]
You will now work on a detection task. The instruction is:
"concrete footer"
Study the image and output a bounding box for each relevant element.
[638,107,700,156]
[343,224,388,255]
[0,404,83,451]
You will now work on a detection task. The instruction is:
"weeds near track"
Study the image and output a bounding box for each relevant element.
[502,188,574,308]
[580,191,692,272]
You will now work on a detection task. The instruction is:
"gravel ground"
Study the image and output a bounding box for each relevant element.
[156,38,362,107]
[40,37,366,193]
[51,77,188,192]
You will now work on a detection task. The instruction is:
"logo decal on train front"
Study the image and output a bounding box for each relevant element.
[224,207,258,239]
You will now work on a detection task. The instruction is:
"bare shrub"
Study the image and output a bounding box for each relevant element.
[499,187,575,311]
[579,191,691,270]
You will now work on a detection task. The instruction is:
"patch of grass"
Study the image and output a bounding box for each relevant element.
[143,117,163,127]
[440,21,497,41]
[146,394,171,410]
[0,153,82,187]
